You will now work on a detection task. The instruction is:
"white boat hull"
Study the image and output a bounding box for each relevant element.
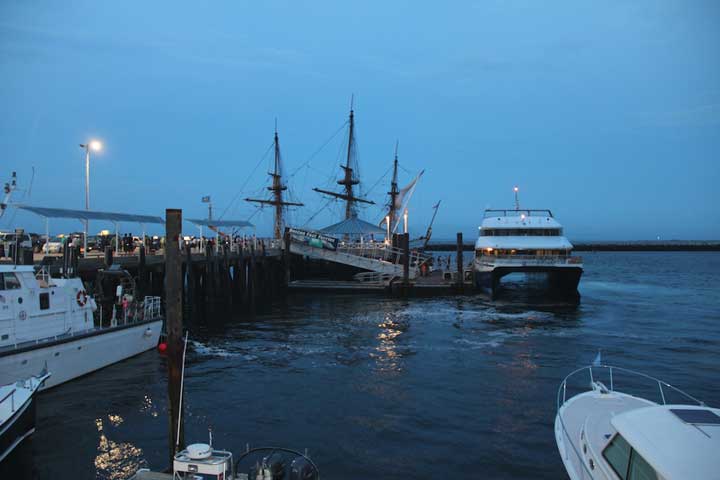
[0,320,162,390]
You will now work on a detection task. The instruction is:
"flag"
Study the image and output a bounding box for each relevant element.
[201,196,211,203]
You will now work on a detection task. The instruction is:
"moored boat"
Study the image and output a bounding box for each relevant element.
[555,362,720,479]
[0,372,50,463]
[473,189,582,298]
[0,265,163,390]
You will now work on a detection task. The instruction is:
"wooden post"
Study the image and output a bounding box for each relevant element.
[137,245,147,300]
[402,233,410,284]
[456,232,464,292]
[282,228,291,286]
[104,246,113,268]
[164,209,184,466]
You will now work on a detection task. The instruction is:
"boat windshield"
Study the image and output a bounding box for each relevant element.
[603,433,658,480]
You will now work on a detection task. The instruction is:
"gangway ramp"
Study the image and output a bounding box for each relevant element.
[287,228,429,279]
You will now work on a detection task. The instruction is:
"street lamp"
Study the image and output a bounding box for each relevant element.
[79,140,102,256]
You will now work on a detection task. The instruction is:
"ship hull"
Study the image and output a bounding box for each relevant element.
[474,265,582,298]
[0,389,36,464]
[0,320,162,391]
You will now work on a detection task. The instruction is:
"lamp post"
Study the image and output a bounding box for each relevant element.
[513,186,520,211]
[79,140,102,256]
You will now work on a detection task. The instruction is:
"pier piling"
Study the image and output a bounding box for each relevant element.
[164,208,184,466]
[456,232,464,292]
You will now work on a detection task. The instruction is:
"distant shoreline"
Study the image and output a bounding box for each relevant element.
[426,241,720,252]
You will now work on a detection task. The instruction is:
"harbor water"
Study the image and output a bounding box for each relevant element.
[6,251,720,479]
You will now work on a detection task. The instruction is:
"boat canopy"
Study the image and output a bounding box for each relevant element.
[14,205,164,224]
[611,405,720,479]
[319,215,385,237]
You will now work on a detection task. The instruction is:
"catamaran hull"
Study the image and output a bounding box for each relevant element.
[0,391,35,464]
[0,320,162,391]
[474,266,582,297]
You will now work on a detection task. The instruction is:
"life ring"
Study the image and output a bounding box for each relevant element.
[76,290,88,307]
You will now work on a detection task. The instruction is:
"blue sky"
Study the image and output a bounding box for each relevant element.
[1,0,719,240]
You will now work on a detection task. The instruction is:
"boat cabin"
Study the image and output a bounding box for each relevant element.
[475,210,575,259]
[602,405,720,479]
[173,444,235,480]
[0,265,94,350]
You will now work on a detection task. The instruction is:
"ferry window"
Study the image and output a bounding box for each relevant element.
[603,434,631,479]
[0,273,21,290]
[39,292,50,310]
[627,450,658,480]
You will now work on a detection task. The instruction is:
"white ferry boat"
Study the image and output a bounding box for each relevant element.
[555,363,720,479]
[473,207,583,297]
[0,265,163,390]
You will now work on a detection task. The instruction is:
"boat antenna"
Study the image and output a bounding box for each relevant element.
[513,186,520,211]
[175,331,189,454]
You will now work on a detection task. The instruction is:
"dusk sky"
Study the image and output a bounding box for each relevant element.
[1,0,719,240]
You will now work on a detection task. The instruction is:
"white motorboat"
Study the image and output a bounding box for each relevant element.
[473,202,583,297]
[0,372,50,463]
[555,363,720,479]
[0,265,163,390]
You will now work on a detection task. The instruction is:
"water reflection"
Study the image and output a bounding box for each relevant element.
[94,415,146,480]
[371,312,410,374]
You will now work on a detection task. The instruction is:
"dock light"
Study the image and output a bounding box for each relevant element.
[486,247,493,252]
[79,139,103,257]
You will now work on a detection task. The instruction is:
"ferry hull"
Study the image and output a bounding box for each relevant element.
[474,266,582,298]
[0,320,162,391]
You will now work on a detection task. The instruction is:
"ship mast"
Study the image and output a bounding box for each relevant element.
[386,141,400,232]
[313,98,374,219]
[245,125,304,239]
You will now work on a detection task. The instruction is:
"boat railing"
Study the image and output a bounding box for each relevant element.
[556,364,705,478]
[483,209,553,218]
[143,296,162,321]
[478,254,583,266]
[0,387,17,412]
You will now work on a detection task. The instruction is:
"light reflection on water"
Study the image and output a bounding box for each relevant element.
[94,416,145,480]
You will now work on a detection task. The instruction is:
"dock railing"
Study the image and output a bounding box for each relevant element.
[555,364,705,479]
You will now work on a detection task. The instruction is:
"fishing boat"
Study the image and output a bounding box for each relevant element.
[0,371,50,463]
[0,264,163,390]
[555,360,720,479]
[473,188,582,298]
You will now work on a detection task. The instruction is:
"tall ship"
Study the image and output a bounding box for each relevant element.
[0,264,163,390]
[473,188,583,297]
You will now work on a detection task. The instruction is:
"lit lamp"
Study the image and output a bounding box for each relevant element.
[79,140,102,257]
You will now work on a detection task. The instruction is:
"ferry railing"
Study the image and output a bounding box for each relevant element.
[477,254,583,266]
[555,364,705,478]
